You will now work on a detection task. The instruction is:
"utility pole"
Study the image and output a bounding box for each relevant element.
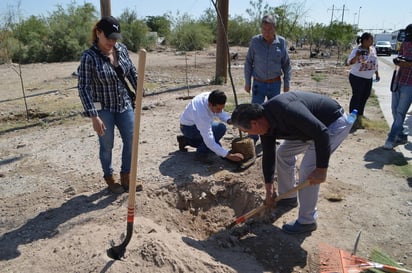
[357,6,362,27]
[100,0,111,17]
[215,0,229,83]
[328,4,349,24]
[329,5,334,25]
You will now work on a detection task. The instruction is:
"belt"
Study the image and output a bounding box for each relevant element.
[254,76,281,83]
[332,108,345,122]
[180,124,192,128]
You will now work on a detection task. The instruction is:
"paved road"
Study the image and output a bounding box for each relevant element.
[373,55,412,162]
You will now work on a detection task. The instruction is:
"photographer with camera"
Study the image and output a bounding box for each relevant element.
[383,24,412,149]
[347,32,380,130]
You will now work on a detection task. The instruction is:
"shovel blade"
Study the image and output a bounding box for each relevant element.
[107,244,126,260]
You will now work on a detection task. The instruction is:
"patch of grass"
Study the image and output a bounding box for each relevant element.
[224,92,251,113]
[0,90,84,133]
[359,90,389,132]
[311,72,326,82]
[141,82,160,95]
[393,162,412,177]
[360,116,388,132]
[225,100,236,113]
[368,90,381,107]
[210,76,225,85]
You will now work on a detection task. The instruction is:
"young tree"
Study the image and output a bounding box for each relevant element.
[2,1,30,119]
[325,22,356,62]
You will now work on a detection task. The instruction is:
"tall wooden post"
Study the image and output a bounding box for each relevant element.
[100,0,111,16]
[215,0,229,83]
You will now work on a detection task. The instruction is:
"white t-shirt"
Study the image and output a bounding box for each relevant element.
[347,46,379,79]
[179,92,230,157]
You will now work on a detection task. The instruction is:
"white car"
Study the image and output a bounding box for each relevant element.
[375,41,392,56]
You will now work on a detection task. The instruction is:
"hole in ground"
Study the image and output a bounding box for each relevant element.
[173,178,264,237]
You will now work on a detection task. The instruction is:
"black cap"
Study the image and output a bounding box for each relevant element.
[97,16,122,40]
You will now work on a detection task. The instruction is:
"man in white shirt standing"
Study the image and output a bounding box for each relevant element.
[177,90,244,163]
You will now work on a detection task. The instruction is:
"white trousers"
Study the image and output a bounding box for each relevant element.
[276,115,351,224]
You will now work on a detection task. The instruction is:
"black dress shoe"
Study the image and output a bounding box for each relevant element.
[282,220,317,234]
[177,135,188,152]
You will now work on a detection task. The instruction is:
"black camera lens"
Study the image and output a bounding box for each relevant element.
[359,49,368,55]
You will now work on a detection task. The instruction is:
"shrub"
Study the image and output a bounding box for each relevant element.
[170,22,213,51]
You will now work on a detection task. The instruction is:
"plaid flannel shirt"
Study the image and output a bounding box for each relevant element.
[78,42,138,117]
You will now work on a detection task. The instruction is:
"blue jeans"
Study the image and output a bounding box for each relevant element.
[97,105,134,177]
[250,80,281,142]
[387,84,412,142]
[251,80,281,104]
[180,122,226,154]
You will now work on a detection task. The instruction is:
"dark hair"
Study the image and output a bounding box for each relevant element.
[92,16,122,43]
[261,15,276,27]
[405,24,412,42]
[231,103,264,129]
[356,32,373,45]
[208,90,227,105]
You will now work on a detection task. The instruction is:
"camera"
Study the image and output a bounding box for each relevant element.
[358,49,368,55]
[393,57,401,65]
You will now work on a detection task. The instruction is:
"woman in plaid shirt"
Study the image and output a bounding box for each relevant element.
[78,16,138,193]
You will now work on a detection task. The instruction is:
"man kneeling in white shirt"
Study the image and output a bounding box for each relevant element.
[177,90,244,163]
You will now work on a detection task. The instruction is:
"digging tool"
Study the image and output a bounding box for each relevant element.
[107,49,146,260]
[226,180,311,229]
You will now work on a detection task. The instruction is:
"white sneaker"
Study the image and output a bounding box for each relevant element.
[383,140,394,150]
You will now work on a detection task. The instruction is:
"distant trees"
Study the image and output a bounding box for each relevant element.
[169,14,213,51]
[0,0,359,64]
[1,2,98,64]
[145,14,172,38]
[118,9,154,52]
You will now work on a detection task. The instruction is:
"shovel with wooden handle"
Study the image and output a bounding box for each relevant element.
[226,180,311,229]
[107,49,146,260]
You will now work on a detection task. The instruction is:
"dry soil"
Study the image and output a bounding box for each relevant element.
[0,45,411,273]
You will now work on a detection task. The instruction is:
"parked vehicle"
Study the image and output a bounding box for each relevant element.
[375,40,392,56]
[375,33,392,43]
